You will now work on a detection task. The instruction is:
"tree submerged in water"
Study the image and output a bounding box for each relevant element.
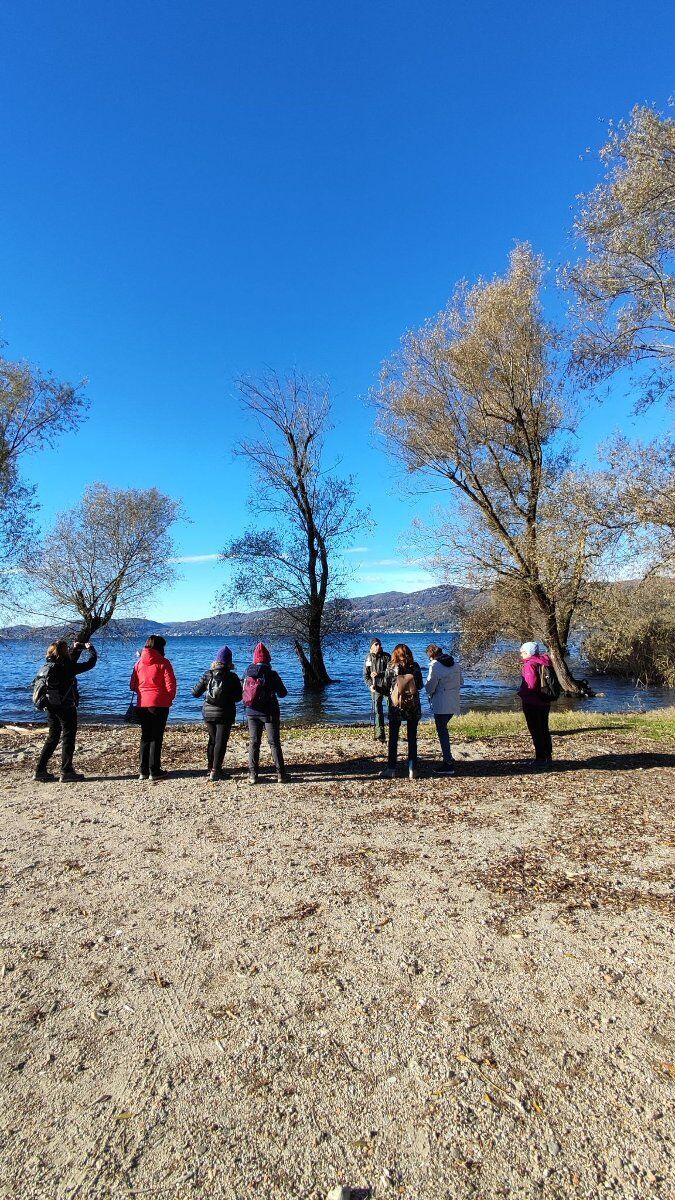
[24,483,182,640]
[220,371,370,689]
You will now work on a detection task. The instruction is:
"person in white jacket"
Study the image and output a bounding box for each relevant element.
[425,644,463,774]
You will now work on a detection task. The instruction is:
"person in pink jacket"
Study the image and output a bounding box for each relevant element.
[130,635,177,781]
[517,641,553,766]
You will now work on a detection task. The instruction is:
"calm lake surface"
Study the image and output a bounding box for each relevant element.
[1,633,672,725]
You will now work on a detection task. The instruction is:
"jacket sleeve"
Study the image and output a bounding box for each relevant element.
[164,660,177,704]
[413,663,424,690]
[74,647,97,675]
[273,672,288,699]
[425,661,438,697]
[231,673,243,703]
[518,661,539,698]
[130,664,139,694]
[363,655,372,686]
[192,672,208,699]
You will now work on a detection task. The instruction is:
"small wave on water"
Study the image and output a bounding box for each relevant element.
[0,633,672,725]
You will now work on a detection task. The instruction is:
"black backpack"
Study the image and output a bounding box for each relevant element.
[539,663,562,702]
[206,670,228,705]
[32,664,53,711]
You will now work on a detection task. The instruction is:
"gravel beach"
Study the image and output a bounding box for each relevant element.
[1,720,674,1200]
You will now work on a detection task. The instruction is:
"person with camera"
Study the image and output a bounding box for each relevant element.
[363,637,390,743]
[34,639,98,782]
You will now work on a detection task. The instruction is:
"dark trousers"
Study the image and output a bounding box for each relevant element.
[371,691,386,738]
[433,713,454,764]
[139,706,169,776]
[37,704,78,773]
[205,720,232,772]
[522,703,552,760]
[247,717,285,776]
[388,715,419,769]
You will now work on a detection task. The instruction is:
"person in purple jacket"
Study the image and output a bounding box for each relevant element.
[517,641,554,766]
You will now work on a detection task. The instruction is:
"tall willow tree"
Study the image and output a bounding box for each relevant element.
[0,341,86,608]
[221,371,368,688]
[376,245,618,695]
[565,103,675,407]
[25,484,182,640]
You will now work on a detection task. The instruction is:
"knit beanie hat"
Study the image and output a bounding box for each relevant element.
[215,646,232,665]
[520,641,539,657]
[253,642,271,664]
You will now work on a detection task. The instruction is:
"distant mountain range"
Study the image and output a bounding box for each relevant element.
[0,585,473,641]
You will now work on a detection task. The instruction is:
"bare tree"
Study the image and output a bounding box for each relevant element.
[24,483,182,639]
[565,104,675,406]
[220,371,369,688]
[375,244,621,695]
[0,341,86,606]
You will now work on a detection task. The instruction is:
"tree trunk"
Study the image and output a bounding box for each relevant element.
[293,636,332,688]
[75,613,103,643]
[543,619,595,698]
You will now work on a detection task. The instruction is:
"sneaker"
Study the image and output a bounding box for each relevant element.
[408,765,420,780]
[248,772,258,785]
[59,770,85,783]
[276,772,289,784]
[151,768,169,779]
[138,774,149,781]
[34,770,56,783]
[380,767,396,779]
[435,764,456,776]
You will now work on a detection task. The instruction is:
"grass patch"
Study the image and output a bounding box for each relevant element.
[281,707,675,743]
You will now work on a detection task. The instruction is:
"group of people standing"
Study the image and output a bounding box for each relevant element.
[363,639,463,778]
[32,634,557,783]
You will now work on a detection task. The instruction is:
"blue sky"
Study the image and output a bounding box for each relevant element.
[1,0,673,620]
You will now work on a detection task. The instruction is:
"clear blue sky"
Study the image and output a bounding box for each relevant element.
[1,0,673,619]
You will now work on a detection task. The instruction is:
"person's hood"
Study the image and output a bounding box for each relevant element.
[253,642,271,664]
[525,653,552,667]
[139,648,165,666]
[437,653,455,667]
[248,662,271,678]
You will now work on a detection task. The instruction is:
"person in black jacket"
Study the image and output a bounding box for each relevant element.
[243,642,288,784]
[363,638,390,743]
[382,642,424,780]
[35,639,98,782]
[191,646,243,781]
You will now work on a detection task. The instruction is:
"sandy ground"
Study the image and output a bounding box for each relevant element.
[1,719,674,1200]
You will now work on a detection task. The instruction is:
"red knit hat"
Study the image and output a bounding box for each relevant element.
[253,642,271,664]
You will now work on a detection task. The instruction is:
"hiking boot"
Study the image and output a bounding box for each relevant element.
[60,770,85,783]
[380,767,396,779]
[151,768,169,779]
[435,763,456,776]
[138,774,149,781]
[34,770,56,783]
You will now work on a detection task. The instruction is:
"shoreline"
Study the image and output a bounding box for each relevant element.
[2,705,675,739]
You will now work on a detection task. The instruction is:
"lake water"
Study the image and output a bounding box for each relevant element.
[1,633,672,725]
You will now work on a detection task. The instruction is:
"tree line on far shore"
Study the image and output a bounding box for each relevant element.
[1,103,673,694]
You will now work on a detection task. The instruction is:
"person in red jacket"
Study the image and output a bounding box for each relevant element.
[130,635,177,781]
[517,641,553,766]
